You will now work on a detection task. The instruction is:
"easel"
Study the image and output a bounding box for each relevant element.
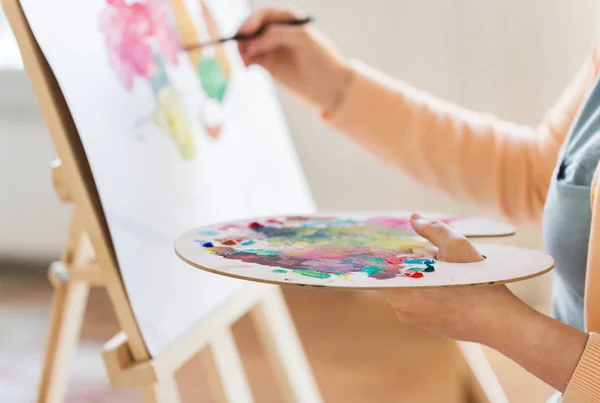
[4,0,511,402]
[4,1,322,402]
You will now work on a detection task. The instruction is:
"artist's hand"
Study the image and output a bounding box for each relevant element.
[237,7,352,114]
[410,212,483,263]
[384,213,589,393]
[381,213,515,343]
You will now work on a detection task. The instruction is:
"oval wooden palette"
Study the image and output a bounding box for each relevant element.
[175,212,552,289]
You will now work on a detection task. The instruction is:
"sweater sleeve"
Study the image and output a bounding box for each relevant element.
[562,333,600,402]
[326,51,600,222]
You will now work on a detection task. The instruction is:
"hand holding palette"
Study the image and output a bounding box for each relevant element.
[175,212,553,289]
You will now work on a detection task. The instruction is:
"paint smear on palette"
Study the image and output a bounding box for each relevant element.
[196,216,459,281]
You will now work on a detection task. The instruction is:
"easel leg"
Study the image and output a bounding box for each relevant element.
[37,210,91,403]
[37,268,90,403]
[250,287,322,403]
[139,378,181,403]
[457,341,508,403]
[198,329,254,403]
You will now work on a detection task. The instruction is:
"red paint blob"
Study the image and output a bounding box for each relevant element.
[266,219,284,225]
[386,257,405,264]
[408,272,424,278]
[249,222,263,229]
[216,237,239,245]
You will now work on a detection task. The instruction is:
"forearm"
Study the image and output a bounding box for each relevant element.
[480,295,588,392]
[325,62,549,222]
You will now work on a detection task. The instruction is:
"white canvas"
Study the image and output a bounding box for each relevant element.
[20,0,315,356]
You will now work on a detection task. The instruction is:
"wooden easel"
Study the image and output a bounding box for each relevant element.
[3,1,322,402]
[4,1,511,402]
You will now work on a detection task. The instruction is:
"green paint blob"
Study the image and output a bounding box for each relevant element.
[197,57,228,103]
[370,258,385,263]
[292,269,331,279]
[272,269,287,274]
[361,265,382,275]
[424,264,435,273]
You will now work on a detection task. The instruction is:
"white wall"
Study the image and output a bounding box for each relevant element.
[0,100,71,260]
[1,7,72,261]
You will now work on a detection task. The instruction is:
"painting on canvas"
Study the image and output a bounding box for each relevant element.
[19,0,314,355]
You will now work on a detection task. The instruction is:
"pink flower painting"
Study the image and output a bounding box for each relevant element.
[99,0,180,91]
[147,0,180,64]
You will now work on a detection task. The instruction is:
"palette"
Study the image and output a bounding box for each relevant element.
[175,212,553,289]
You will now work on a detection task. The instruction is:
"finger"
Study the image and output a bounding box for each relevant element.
[411,213,484,262]
[244,25,306,56]
[239,49,251,67]
[246,52,278,73]
[238,41,253,63]
[410,212,457,247]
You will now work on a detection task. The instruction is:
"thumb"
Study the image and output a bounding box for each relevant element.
[410,212,484,263]
[410,212,455,247]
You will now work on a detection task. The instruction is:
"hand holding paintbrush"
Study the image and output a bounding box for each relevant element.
[232,8,352,118]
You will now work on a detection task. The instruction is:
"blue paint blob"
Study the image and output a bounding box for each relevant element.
[404,258,435,264]
[242,240,256,246]
[361,265,382,275]
[202,242,214,248]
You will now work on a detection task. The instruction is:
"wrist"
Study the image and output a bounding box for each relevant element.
[476,290,588,392]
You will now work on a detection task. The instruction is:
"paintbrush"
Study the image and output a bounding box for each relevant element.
[182,16,313,51]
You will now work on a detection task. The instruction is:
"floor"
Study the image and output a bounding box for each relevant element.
[0,277,556,402]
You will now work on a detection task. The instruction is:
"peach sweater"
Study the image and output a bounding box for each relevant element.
[327,48,600,402]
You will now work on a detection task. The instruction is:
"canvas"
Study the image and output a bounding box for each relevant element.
[19,0,315,356]
[175,212,553,288]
